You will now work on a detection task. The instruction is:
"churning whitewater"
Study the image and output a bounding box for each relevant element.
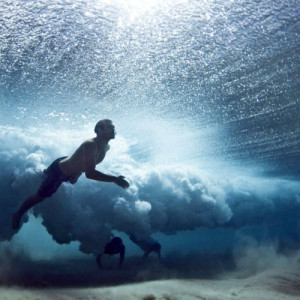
[0,0,299,266]
[0,125,300,255]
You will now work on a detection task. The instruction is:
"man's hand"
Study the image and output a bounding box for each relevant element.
[114,175,129,189]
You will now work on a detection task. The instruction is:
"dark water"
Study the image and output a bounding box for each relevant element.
[0,0,299,283]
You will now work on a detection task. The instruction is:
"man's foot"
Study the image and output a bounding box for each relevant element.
[11,212,21,230]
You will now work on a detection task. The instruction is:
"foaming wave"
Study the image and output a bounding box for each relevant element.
[1,125,300,257]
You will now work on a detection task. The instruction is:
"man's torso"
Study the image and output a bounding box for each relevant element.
[58,138,109,177]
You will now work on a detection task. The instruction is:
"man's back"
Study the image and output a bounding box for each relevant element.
[130,235,156,252]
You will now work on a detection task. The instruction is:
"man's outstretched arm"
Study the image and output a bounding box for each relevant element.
[85,170,129,188]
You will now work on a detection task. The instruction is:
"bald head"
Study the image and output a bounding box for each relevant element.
[94,119,115,140]
[94,119,112,134]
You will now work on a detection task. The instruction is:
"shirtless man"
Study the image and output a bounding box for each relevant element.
[130,234,161,260]
[12,119,129,230]
[96,237,125,269]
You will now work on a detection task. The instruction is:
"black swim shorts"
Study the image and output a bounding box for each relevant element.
[38,156,71,198]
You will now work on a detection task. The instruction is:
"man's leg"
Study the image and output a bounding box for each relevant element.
[11,157,67,230]
[12,192,45,230]
[96,254,103,269]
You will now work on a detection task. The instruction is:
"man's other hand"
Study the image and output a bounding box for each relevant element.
[114,175,129,189]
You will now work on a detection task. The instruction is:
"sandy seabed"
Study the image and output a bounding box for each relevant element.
[0,256,300,300]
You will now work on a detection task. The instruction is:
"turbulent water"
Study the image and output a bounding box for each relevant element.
[0,0,300,267]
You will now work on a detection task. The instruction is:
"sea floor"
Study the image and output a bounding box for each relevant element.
[0,255,299,300]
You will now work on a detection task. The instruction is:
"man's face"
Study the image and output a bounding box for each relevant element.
[103,122,116,139]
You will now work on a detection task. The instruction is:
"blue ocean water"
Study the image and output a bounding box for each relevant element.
[0,0,299,278]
